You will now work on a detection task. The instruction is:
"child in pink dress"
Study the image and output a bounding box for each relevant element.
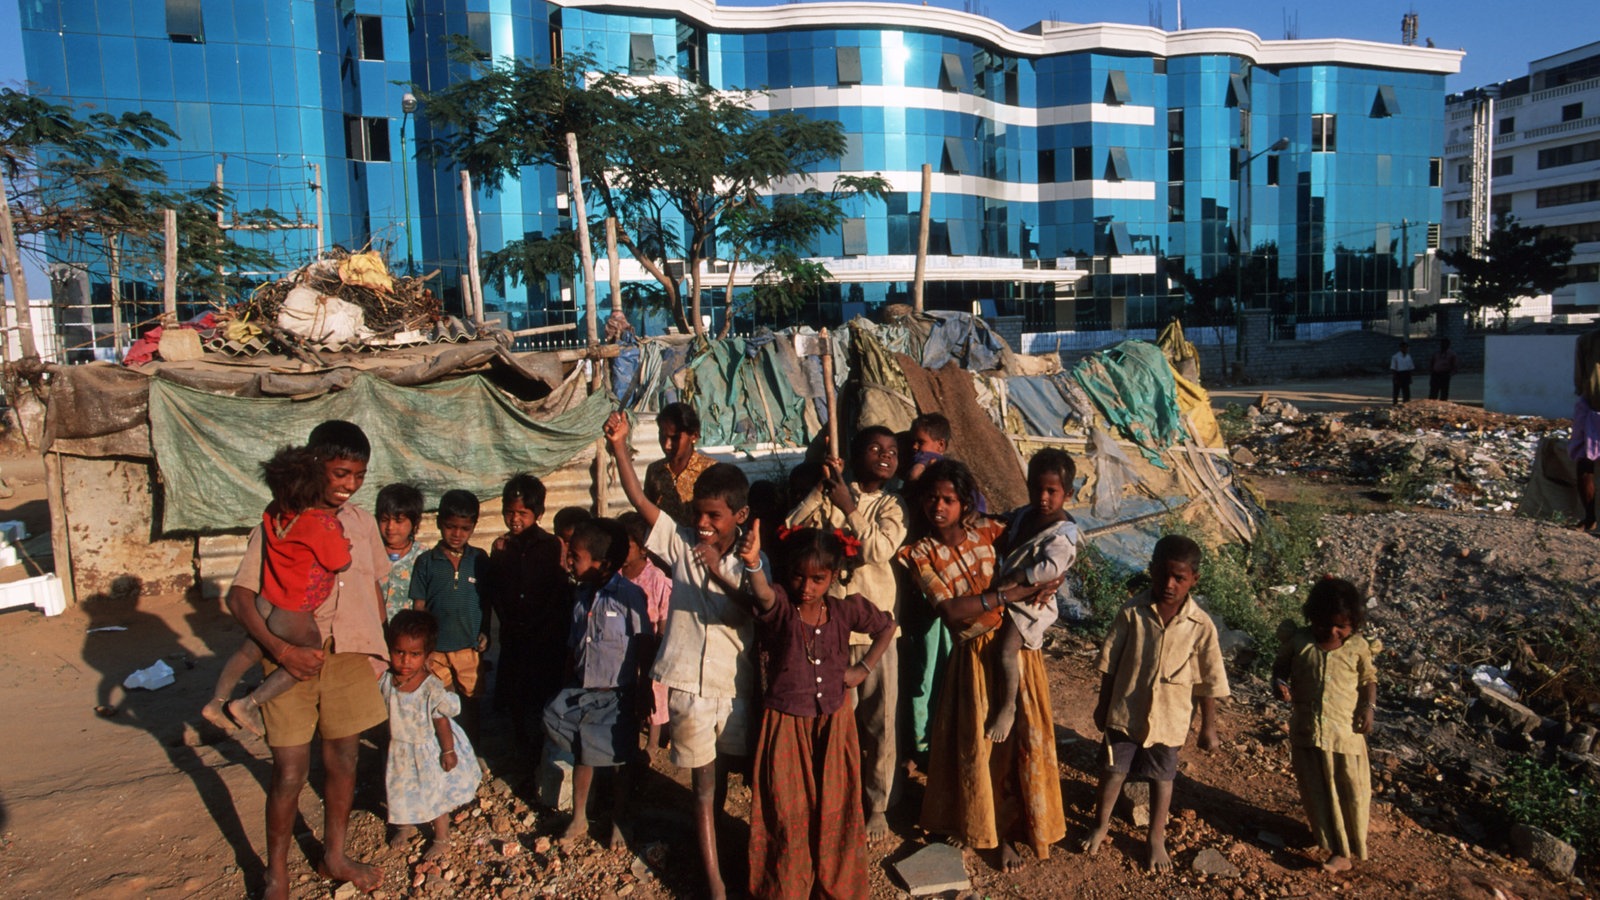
[620,512,672,751]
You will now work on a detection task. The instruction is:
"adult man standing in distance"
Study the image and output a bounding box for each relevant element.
[1389,341,1415,406]
[227,420,390,898]
[1427,338,1460,402]
[1572,330,1600,532]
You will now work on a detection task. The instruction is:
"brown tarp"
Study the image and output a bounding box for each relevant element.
[896,354,1028,512]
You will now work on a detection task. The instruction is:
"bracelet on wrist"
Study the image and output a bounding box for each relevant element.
[997,589,1008,605]
[744,557,763,574]
[979,592,993,611]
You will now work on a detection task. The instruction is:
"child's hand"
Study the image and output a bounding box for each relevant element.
[1273,678,1292,702]
[603,411,630,450]
[476,633,490,653]
[1022,577,1064,608]
[1197,725,1220,752]
[492,534,509,552]
[738,520,762,569]
[440,746,458,772]
[1355,704,1374,735]
[907,461,928,481]
[691,540,721,570]
[843,662,869,689]
[1092,702,1108,734]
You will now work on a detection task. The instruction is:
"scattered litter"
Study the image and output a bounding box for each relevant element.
[87,626,128,634]
[123,659,176,691]
[1470,664,1519,700]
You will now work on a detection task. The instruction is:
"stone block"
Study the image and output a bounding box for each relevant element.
[1122,780,1151,827]
[893,843,971,896]
[1474,686,1542,733]
[1192,847,1240,877]
[1510,823,1575,878]
[535,740,574,811]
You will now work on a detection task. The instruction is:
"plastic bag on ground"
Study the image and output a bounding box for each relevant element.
[123,659,176,691]
[1090,426,1142,520]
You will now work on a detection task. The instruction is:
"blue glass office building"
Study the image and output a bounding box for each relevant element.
[18,0,1459,333]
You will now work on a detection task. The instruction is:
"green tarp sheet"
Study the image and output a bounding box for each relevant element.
[1071,340,1186,467]
[149,372,614,533]
[684,337,815,450]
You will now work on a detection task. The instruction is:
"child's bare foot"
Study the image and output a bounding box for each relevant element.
[315,857,381,893]
[984,701,1017,743]
[1322,854,1352,873]
[421,838,449,862]
[865,811,890,841]
[228,697,265,737]
[200,699,236,732]
[1079,825,1110,855]
[942,834,965,849]
[999,842,1022,871]
[388,825,418,851]
[560,815,589,846]
[1147,838,1172,873]
[609,820,631,852]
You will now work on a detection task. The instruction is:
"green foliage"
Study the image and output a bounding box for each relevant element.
[1497,757,1600,861]
[2,88,282,304]
[418,47,888,335]
[1216,402,1251,444]
[1066,543,1139,638]
[1439,216,1575,330]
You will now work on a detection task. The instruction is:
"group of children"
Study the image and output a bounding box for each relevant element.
[207,403,1381,894]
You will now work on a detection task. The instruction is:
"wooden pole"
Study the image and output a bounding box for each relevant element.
[0,164,40,360]
[606,216,621,336]
[162,208,178,321]
[44,450,74,605]
[311,163,324,256]
[460,170,483,322]
[566,134,610,514]
[820,326,838,456]
[913,163,931,314]
[107,236,123,359]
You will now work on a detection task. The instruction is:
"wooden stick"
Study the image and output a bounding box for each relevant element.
[820,326,837,455]
[460,170,483,322]
[508,322,579,338]
[162,208,179,321]
[913,163,931,314]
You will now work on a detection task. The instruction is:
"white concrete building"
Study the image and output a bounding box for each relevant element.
[1444,41,1600,314]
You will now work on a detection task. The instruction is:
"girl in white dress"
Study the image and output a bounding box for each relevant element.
[382,610,481,859]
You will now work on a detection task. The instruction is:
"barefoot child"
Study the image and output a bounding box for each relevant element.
[410,490,490,744]
[202,445,352,736]
[1273,577,1377,873]
[604,411,758,900]
[619,511,672,753]
[726,526,894,900]
[542,519,652,850]
[381,610,482,860]
[1082,535,1229,873]
[782,425,908,839]
[377,483,426,622]
[985,448,1079,743]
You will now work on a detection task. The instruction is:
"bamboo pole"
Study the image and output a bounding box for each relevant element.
[162,208,178,321]
[566,133,609,514]
[107,236,123,359]
[913,163,931,314]
[820,326,837,456]
[460,170,483,322]
[606,216,621,335]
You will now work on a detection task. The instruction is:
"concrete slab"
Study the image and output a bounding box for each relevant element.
[893,843,971,896]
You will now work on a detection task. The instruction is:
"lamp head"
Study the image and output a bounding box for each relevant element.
[1269,137,1290,151]
[401,93,418,115]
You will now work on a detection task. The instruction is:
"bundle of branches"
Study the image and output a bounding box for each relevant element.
[227,247,445,339]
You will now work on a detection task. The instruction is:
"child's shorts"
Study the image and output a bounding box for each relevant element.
[666,688,751,769]
[427,648,482,697]
[543,687,634,767]
[1007,597,1059,651]
[1103,730,1179,781]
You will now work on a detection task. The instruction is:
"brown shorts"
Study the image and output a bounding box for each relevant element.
[259,650,386,748]
[428,648,483,697]
[1103,730,1180,781]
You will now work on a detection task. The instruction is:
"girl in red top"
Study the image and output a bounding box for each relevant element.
[709,524,894,900]
[201,446,352,736]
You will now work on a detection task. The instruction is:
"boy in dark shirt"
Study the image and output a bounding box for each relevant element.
[482,473,570,750]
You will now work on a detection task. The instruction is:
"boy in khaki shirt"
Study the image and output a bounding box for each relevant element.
[1081,535,1229,873]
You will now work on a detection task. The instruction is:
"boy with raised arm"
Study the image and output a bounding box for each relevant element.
[603,411,760,900]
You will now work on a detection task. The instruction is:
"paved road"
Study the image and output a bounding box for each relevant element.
[1208,372,1484,415]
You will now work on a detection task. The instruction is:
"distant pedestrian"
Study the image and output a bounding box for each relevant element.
[1571,329,1600,531]
[1388,342,1414,405]
[1427,338,1460,401]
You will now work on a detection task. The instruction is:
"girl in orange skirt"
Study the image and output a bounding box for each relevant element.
[707,523,895,899]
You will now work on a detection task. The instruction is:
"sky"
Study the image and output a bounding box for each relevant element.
[0,0,1594,296]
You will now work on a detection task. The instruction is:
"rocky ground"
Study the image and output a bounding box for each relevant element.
[5,395,1600,898]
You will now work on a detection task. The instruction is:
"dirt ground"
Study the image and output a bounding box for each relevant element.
[0,387,1590,900]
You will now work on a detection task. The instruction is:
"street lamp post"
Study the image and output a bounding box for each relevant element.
[400,92,418,274]
[1234,136,1290,360]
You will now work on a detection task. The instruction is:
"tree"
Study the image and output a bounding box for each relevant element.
[1167,241,1286,373]
[1441,216,1574,330]
[419,48,888,336]
[2,88,284,360]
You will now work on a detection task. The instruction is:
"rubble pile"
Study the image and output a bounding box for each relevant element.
[1226,397,1563,513]
[219,248,446,349]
